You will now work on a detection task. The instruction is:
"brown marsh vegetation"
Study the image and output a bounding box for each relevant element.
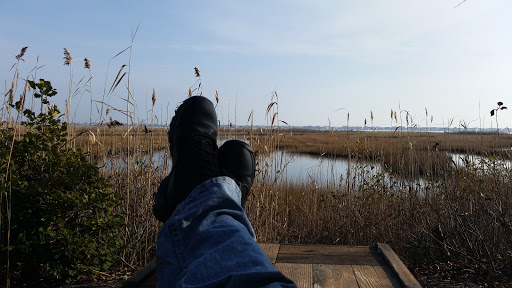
[2,47,511,286]
[246,126,512,285]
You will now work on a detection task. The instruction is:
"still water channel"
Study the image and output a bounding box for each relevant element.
[109,150,381,187]
[105,149,510,187]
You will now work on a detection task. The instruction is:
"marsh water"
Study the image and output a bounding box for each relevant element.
[105,148,511,188]
[450,153,511,170]
[107,150,380,186]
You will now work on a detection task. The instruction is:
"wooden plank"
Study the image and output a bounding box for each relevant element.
[259,243,280,263]
[276,244,383,265]
[353,265,395,288]
[121,244,420,288]
[275,263,312,288]
[378,243,422,288]
[279,244,375,256]
[313,264,358,288]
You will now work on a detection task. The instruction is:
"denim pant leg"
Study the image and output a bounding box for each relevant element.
[156,176,297,288]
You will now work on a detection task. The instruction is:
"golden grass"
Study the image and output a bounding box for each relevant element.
[70,126,168,157]
[274,130,512,156]
[247,173,512,267]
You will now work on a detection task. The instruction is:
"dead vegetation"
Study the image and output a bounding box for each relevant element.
[2,46,511,287]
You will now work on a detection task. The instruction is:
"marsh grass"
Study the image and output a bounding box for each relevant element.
[243,123,512,284]
[2,46,512,286]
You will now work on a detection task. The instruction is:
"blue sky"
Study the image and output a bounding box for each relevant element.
[2,0,512,129]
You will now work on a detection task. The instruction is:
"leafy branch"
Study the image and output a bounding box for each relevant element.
[490,101,507,133]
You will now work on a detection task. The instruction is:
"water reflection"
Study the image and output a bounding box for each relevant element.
[102,149,373,187]
[260,152,379,187]
[104,146,512,188]
[450,153,511,169]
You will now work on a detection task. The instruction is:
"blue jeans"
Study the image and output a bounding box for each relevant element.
[156,176,297,288]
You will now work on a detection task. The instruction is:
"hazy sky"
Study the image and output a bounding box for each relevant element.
[2,0,512,129]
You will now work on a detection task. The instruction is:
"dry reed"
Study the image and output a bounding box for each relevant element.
[3,46,511,286]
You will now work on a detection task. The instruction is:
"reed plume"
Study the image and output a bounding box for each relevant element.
[15,46,28,60]
[63,48,72,65]
[84,57,91,69]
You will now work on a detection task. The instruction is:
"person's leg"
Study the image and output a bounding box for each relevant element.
[156,176,296,287]
[154,96,296,287]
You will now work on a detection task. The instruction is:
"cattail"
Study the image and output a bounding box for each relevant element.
[425,107,428,117]
[394,111,397,122]
[390,109,393,120]
[364,119,367,126]
[370,111,374,123]
[152,89,156,106]
[194,67,201,77]
[215,90,219,104]
[188,88,192,97]
[63,48,72,65]
[106,108,110,116]
[16,46,28,60]
[84,57,91,69]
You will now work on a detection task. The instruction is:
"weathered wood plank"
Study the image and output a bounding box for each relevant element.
[275,263,312,288]
[122,243,419,288]
[380,266,405,288]
[353,265,395,288]
[279,244,375,256]
[378,243,422,288]
[313,264,359,288]
[276,244,383,265]
[259,243,280,264]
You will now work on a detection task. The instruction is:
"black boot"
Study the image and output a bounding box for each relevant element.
[153,96,219,223]
[218,140,256,208]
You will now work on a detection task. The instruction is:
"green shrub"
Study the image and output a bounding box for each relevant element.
[1,79,123,284]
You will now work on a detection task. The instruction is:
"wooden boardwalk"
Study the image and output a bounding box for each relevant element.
[122,243,422,288]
